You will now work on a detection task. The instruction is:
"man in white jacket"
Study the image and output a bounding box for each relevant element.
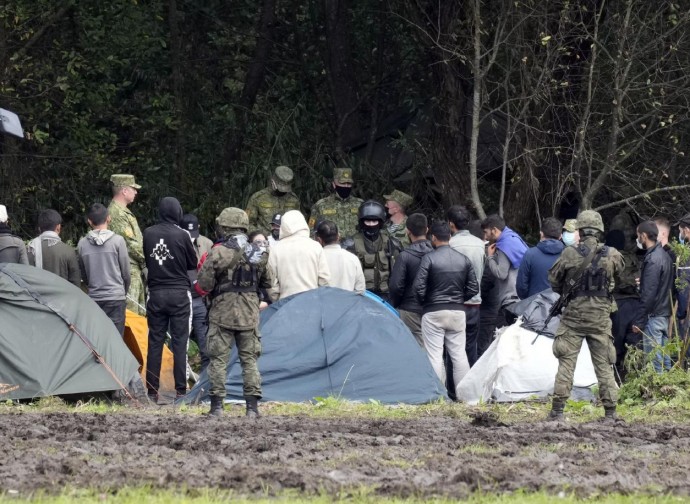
[268,210,330,298]
[316,220,365,293]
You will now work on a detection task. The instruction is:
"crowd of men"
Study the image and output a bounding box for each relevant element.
[0,165,687,420]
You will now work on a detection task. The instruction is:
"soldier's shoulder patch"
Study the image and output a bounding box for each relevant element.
[350,207,359,214]
[322,208,337,216]
[308,217,316,228]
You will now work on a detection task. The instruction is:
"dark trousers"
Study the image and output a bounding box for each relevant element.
[443,305,480,400]
[611,297,642,380]
[95,299,126,337]
[190,296,209,371]
[146,288,192,395]
[462,305,481,367]
[478,307,499,358]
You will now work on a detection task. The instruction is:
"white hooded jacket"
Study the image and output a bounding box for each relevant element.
[268,210,330,299]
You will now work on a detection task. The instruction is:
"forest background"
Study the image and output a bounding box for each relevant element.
[1,0,690,242]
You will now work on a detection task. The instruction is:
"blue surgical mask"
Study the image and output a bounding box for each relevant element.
[562,231,576,246]
[680,231,686,245]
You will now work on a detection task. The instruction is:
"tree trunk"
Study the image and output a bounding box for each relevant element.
[168,0,186,189]
[223,0,278,176]
[323,0,362,159]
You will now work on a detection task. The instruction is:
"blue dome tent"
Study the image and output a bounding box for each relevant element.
[185,287,447,404]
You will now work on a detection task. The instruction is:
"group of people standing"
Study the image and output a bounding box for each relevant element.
[0,164,686,420]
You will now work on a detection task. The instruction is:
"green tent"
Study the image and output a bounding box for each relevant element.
[0,263,141,400]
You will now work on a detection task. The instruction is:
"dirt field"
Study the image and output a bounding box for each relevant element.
[1,411,689,499]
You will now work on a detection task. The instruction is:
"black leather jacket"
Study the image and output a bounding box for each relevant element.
[413,245,479,314]
[388,239,433,313]
[636,242,673,326]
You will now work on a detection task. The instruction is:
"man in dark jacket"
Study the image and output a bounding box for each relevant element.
[516,217,564,299]
[413,221,479,398]
[388,213,432,347]
[0,205,28,264]
[143,197,198,401]
[632,220,673,373]
[27,209,81,286]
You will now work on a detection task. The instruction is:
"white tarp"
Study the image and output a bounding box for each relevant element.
[457,318,598,404]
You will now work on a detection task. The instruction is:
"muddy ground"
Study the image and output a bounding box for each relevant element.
[1,411,689,498]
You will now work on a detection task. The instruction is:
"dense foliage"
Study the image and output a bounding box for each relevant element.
[1,0,689,242]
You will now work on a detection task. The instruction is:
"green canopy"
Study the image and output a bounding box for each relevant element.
[0,263,140,400]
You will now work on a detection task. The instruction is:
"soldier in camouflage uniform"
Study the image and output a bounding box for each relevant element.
[346,200,403,300]
[309,168,363,240]
[108,174,146,315]
[548,210,624,421]
[384,190,413,248]
[245,166,301,235]
[196,207,273,418]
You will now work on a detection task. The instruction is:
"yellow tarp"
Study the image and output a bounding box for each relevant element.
[123,309,175,393]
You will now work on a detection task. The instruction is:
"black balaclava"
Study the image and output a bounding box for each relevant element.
[361,221,382,241]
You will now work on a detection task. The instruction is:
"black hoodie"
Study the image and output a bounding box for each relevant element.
[388,239,434,313]
[143,197,197,291]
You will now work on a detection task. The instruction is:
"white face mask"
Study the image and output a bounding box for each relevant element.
[681,231,686,245]
[562,231,576,246]
[636,238,645,250]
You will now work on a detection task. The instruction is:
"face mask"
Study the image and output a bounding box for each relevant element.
[362,224,380,240]
[335,186,352,199]
[680,231,686,245]
[562,231,576,246]
[636,238,645,250]
[271,229,280,240]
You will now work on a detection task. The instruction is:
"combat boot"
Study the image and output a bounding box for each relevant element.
[548,399,565,420]
[603,406,619,423]
[208,396,223,417]
[245,396,260,418]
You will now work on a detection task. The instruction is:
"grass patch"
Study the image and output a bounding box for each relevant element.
[1,488,689,503]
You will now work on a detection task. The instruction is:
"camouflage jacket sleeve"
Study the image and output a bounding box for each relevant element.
[548,250,571,295]
[109,204,145,268]
[258,253,274,291]
[308,202,320,230]
[197,248,219,294]
[245,193,260,230]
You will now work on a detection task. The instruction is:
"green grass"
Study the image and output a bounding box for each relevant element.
[6,394,690,423]
[2,488,690,503]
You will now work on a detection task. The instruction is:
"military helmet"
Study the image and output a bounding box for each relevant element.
[358,200,386,223]
[216,207,249,231]
[576,210,604,233]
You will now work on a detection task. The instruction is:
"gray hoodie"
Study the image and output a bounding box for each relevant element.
[78,229,131,301]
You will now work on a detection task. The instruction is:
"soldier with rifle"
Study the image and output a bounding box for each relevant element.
[546,210,624,421]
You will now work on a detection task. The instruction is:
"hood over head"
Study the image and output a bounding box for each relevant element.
[537,238,565,255]
[279,210,309,240]
[158,196,184,225]
[87,229,116,246]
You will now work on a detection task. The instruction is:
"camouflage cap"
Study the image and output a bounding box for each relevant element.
[333,167,354,185]
[110,174,142,189]
[383,189,413,210]
[563,219,578,233]
[272,165,293,193]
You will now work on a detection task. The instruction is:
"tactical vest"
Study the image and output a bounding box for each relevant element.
[353,233,401,294]
[213,237,263,295]
[574,244,611,298]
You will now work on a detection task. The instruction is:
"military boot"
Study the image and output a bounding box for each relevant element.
[208,396,223,417]
[603,406,618,423]
[548,399,565,420]
[245,396,260,418]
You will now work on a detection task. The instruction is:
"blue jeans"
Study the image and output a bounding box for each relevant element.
[190,297,209,371]
[643,316,672,373]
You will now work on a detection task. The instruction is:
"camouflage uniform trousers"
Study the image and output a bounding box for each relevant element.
[552,323,618,408]
[207,322,262,398]
[126,265,146,316]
